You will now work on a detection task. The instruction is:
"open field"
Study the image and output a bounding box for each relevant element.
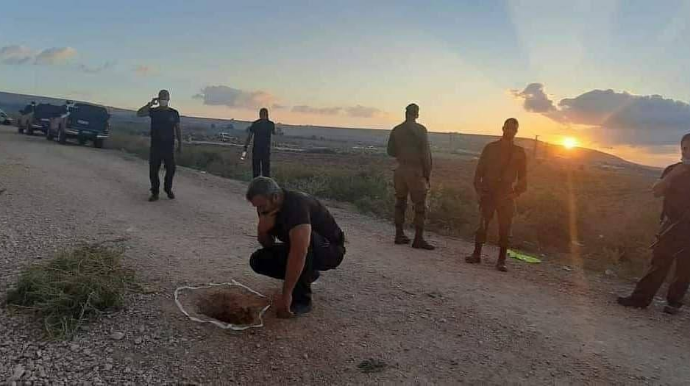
[109,128,664,277]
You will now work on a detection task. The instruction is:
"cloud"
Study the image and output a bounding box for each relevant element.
[292,105,342,116]
[34,47,77,65]
[194,85,277,109]
[78,60,116,74]
[511,83,557,114]
[134,65,155,76]
[0,45,35,65]
[513,83,690,146]
[345,105,386,118]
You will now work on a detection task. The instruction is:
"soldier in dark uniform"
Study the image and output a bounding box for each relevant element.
[387,104,435,250]
[466,118,527,272]
[618,133,690,314]
[137,90,182,202]
[246,177,346,318]
[244,108,276,178]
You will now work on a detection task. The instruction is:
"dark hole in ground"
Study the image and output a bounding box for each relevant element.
[358,359,388,373]
[196,289,269,326]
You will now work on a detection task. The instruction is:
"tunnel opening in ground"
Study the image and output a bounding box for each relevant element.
[195,288,269,326]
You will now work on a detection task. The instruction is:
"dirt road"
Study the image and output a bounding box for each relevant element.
[1,124,689,385]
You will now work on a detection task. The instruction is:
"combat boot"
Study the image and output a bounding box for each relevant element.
[394,226,411,245]
[412,227,435,250]
[664,301,683,315]
[496,247,508,272]
[465,243,482,264]
[616,296,647,309]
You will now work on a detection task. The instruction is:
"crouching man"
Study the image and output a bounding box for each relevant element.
[246,177,346,318]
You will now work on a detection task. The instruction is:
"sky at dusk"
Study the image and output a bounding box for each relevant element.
[1,0,689,166]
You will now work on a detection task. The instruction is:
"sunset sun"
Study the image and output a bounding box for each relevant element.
[562,137,578,149]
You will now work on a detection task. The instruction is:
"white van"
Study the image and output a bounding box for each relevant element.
[0,108,12,125]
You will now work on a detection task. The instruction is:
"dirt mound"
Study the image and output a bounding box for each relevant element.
[196,288,269,326]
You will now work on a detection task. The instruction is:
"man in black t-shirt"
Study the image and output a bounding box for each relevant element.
[246,177,346,317]
[244,108,276,178]
[618,133,690,315]
[137,90,182,201]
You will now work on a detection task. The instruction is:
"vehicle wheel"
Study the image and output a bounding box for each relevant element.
[78,137,87,146]
[58,129,67,144]
[94,139,104,149]
[46,130,54,140]
[27,127,34,135]
[18,127,24,134]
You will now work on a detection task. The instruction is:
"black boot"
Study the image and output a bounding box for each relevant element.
[496,247,508,272]
[465,243,482,263]
[394,225,411,245]
[412,227,435,250]
[617,296,647,309]
[290,300,313,316]
[664,301,683,315]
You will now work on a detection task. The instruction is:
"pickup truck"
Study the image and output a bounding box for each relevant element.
[20,103,64,135]
[47,102,110,148]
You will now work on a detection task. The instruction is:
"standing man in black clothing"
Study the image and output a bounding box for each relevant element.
[244,108,275,178]
[246,177,346,318]
[137,90,182,202]
[618,133,690,315]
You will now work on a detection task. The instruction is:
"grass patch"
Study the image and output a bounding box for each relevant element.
[5,244,135,339]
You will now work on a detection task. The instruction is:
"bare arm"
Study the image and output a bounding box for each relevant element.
[244,124,254,150]
[283,224,311,297]
[257,211,277,247]
[175,123,182,151]
[137,98,156,117]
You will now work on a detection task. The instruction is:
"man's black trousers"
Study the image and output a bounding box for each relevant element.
[252,153,271,178]
[250,232,345,306]
[150,146,176,195]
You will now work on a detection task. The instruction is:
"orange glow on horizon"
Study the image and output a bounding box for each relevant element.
[562,137,579,149]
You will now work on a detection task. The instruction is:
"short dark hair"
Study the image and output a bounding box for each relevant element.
[682,133,690,144]
[158,89,170,100]
[406,103,419,114]
[259,108,269,116]
[504,118,519,126]
[246,177,282,201]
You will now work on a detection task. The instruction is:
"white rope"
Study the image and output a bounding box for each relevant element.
[174,280,271,331]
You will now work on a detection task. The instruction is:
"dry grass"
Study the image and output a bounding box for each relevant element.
[5,244,135,339]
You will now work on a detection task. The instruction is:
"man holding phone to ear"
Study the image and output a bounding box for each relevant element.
[137,90,182,202]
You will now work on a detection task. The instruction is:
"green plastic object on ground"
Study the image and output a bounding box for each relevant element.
[508,250,542,264]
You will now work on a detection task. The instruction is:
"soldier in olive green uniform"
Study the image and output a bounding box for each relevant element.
[387,104,435,250]
[466,118,527,272]
[618,133,690,315]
